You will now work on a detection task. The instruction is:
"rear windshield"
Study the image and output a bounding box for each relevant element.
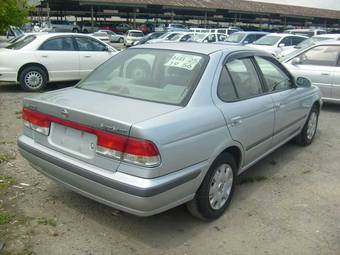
[129,32,143,37]
[6,35,36,50]
[253,35,281,46]
[225,33,245,43]
[77,49,208,105]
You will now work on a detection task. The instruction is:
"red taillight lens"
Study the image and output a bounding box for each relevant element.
[22,108,50,135]
[22,107,161,167]
[96,132,160,167]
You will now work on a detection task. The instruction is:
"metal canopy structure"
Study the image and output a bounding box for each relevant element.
[36,0,340,27]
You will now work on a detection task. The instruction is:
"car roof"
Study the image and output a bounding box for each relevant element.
[134,42,256,55]
[314,40,340,46]
[314,33,340,38]
[266,33,307,38]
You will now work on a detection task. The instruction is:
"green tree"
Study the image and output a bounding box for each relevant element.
[0,0,31,34]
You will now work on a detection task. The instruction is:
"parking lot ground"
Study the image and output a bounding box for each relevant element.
[0,82,339,255]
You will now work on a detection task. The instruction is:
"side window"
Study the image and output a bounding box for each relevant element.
[244,34,257,43]
[75,37,107,51]
[39,37,75,51]
[206,34,216,43]
[226,58,263,99]
[298,45,340,66]
[280,37,292,46]
[292,36,305,45]
[255,57,292,92]
[218,67,238,101]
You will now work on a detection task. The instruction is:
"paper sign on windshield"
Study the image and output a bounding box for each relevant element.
[165,54,201,71]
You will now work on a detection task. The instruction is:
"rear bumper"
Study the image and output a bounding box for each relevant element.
[18,135,204,216]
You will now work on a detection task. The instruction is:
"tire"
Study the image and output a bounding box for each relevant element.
[19,66,48,92]
[72,28,79,33]
[119,37,124,43]
[293,105,319,146]
[187,152,236,220]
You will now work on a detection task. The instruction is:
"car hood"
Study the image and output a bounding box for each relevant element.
[23,87,181,134]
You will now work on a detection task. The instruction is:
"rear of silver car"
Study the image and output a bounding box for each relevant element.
[18,91,206,216]
[17,48,212,216]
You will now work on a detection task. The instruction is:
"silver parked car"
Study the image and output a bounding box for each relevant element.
[282,40,340,104]
[18,43,321,220]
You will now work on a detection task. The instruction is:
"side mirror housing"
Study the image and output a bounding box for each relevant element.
[296,77,312,88]
[292,57,301,65]
[278,43,285,47]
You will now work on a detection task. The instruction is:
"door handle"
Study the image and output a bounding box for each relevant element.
[41,55,48,58]
[321,73,330,76]
[274,103,281,109]
[84,55,91,58]
[230,116,243,127]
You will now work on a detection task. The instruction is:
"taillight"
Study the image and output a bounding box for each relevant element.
[22,108,50,135]
[22,107,161,167]
[95,132,160,167]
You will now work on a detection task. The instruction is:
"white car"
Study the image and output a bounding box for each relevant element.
[146,32,183,44]
[249,33,308,57]
[277,34,340,59]
[124,30,144,47]
[192,33,227,43]
[96,30,125,43]
[0,33,117,91]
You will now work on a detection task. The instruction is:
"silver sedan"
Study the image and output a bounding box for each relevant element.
[282,40,340,104]
[18,43,321,220]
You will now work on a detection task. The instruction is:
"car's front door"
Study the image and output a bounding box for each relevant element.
[36,36,80,81]
[254,56,309,145]
[285,45,340,99]
[215,55,275,167]
[74,36,115,78]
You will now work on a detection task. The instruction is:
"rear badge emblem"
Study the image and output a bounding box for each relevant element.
[61,109,69,118]
[90,143,95,150]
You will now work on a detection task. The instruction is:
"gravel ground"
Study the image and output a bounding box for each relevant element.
[0,82,339,255]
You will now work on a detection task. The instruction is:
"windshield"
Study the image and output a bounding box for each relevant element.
[6,35,36,50]
[253,35,281,46]
[291,31,314,37]
[77,49,208,105]
[168,34,182,41]
[295,36,332,49]
[192,34,207,41]
[225,33,246,43]
[129,32,143,37]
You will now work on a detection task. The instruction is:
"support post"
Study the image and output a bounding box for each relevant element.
[91,5,94,32]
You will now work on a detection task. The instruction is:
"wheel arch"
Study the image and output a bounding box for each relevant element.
[17,63,49,82]
[221,145,243,172]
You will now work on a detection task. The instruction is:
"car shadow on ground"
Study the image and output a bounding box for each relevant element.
[321,102,340,113]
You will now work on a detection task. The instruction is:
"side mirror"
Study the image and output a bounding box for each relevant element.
[278,43,285,47]
[296,77,312,88]
[292,57,301,66]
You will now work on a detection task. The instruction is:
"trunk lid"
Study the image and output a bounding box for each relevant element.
[23,87,181,171]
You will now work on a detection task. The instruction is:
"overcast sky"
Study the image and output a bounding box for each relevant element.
[246,0,340,11]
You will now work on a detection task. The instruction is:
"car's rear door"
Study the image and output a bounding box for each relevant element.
[74,36,115,79]
[214,53,275,167]
[327,47,340,101]
[36,35,80,81]
[254,56,308,145]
